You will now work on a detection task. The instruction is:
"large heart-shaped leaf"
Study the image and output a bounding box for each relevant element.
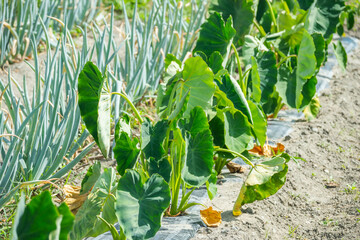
[175,57,215,117]
[70,168,117,239]
[114,121,140,176]
[15,191,74,240]
[212,0,255,44]
[141,119,168,161]
[193,12,236,64]
[276,31,316,108]
[78,61,111,157]
[233,157,288,215]
[224,109,254,154]
[115,170,171,240]
[305,0,345,39]
[181,107,214,187]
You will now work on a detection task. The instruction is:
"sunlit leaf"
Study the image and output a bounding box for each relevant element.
[233,157,288,216]
[78,61,111,157]
[193,12,236,63]
[115,170,170,240]
[333,41,347,71]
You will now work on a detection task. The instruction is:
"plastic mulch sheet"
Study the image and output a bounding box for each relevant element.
[88,36,359,240]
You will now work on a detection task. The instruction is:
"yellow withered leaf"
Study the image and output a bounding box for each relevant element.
[200,206,222,227]
[249,143,285,157]
[63,185,88,214]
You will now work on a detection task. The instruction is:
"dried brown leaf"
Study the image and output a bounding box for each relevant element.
[249,143,285,157]
[63,185,88,214]
[226,162,245,173]
[200,206,222,227]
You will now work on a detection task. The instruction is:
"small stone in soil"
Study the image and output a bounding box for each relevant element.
[242,207,255,214]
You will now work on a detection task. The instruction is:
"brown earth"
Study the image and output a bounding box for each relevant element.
[192,48,360,239]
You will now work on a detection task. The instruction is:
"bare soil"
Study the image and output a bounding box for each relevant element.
[192,48,360,239]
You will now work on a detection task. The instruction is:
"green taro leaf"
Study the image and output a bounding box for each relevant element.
[141,119,168,161]
[212,0,255,44]
[57,203,75,240]
[276,31,316,108]
[333,41,347,71]
[224,109,254,154]
[80,161,101,194]
[176,57,215,117]
[114,131,140,176]
[115,170,171,240]
[233,157,288,215]
[16,191,74,240]
[78,61,111,158]
[242,35,262,68]
[306,0,345,39]
[182,129,214,187]
[312,33,326,69]
[215,73,252,122]
[300,76,318,109]
[149,157,172,183]
[208,52,224,74]
[168,89,190,121]
[183,106,210,137]
[250,56,261,103]
[193,12,236,64]
[256,51,277,104]
[70,168,117,239]
[209,111,225,147]
[181,107,214,187]
[206,169,218,200]
[115,113,131,137]
[248,101,267,146]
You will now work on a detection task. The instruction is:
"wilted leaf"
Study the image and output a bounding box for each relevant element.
[64,185,88,214]
[200,206,222,227]
[303,96,321,121]
[249,143,285,157]
[226,162,245,173]
[233,157,288,216]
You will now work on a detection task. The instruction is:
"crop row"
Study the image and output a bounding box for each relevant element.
[0,0,357,240]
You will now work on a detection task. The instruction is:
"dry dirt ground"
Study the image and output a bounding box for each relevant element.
[192,49,360,239]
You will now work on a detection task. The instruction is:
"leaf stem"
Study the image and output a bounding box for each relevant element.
[276,54,297,68]
[265,0,279,32]
[252,19,267,38]
[231,43,245,94]
[112,92,143,124]
[214,147,255,168]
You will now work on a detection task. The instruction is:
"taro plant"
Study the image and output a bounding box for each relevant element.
[210,0,348,119]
